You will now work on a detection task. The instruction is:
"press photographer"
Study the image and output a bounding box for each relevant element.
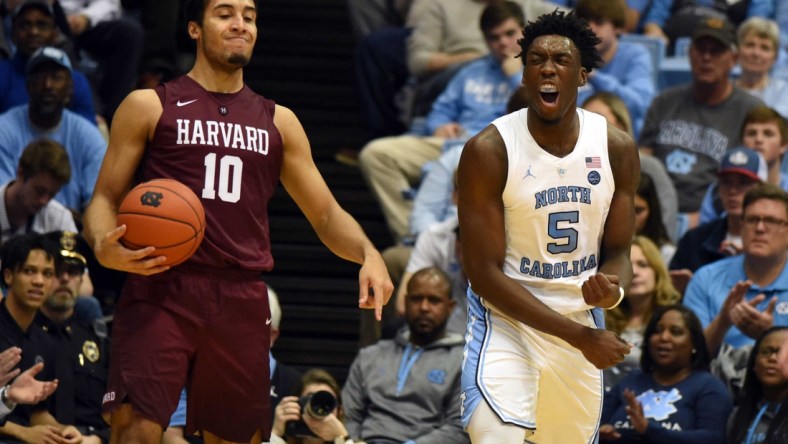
[270,369,355,444]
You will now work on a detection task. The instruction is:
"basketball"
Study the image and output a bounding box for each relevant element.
[117,178,206,267]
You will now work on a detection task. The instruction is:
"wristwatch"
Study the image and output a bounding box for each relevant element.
[333,436,352,444]
[0,385,16,409]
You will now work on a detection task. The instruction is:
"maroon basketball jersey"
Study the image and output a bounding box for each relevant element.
[143,75,283,271]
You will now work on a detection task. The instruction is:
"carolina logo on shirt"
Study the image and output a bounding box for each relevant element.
[427,369,447,385]
[639,388,682,421]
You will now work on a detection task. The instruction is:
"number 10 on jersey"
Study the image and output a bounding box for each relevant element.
[202,153,243,203]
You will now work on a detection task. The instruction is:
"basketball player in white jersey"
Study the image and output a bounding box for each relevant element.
[457,9,639,443]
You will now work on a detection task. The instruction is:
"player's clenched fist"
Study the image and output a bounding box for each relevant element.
[575,327,633,369]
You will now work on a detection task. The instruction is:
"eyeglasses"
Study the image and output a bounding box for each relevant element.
[742,215,788,230]
[757,346,781,358]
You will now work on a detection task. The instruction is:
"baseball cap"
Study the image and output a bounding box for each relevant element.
[12,0,54,20]
[692,17,737,49]
[25,46,72,74]
[718,147,767,182]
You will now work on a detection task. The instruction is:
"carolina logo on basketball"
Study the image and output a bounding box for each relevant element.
[140,191,164,207]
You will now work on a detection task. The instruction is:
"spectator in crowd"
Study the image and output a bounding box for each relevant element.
[603,236,680,391]
[726,326,788,444]
[393,215,466,337]
[359,1,525,241]
[0,46,107,217]
[0,346,58,421]
[639,16,763,235]
[582,92,680,243]
[683,183,787,357]
[59,0,143,123]
[699,105,788,224]
[0,139,76,244]
[599,305,732,443]
[735,17,788,119]
[0,0,96,123]
[271,369,351,444]
[671,147,767,274]
[0,233,81,442]
[574,0,655,135]
[642,0,773,53]
[343,267,468,444]
[37,230,109,444]
[634,174,676,264]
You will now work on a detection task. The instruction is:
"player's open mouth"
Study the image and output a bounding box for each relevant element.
[539,85,558,104]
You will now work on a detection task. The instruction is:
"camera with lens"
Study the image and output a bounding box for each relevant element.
[285,390,337,438]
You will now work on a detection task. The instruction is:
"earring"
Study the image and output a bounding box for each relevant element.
[692,349,697,354]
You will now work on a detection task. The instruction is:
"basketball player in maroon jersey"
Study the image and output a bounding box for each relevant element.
[83,0,393,443]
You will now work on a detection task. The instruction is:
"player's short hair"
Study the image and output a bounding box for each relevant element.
[641,305,709,373]
[575,0,627,30]
[480,1,524,35]
[185,0,257,26]
[18,138,71,184]
[519,9,602,73]
[742,105,788,145]
[0,232,61,289]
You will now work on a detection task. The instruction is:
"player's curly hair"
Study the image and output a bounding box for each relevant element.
[519,9,602,73]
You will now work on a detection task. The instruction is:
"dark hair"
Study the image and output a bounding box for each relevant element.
[637,173,671,247]
[640,305,710,373]
[18,139,71,184]
[742,183,788,217]
[519,9,602,72]
[480,1,525,35]
[575,0,627,30]
[727,327,788,444]
[185,0,257,26]
[742,105,788,146]
[0,232,61,289]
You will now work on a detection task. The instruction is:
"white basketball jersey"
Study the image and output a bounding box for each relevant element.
[493,108,615,314]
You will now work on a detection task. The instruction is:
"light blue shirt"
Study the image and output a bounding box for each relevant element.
[409,146,461,235]
[743,76,788,120]
[578,41,655,136]
[425,54,521,138]
[0,105,106,211]
[683,254,788,348]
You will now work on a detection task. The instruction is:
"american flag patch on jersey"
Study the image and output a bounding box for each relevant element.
[585,157,601,168]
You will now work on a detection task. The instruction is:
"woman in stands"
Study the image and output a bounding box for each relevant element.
[603,236,680,390]
[727,327,788,444]
[599,305,732,443]
[736,17,788,120]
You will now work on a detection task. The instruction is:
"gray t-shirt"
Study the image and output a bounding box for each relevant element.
[639,85,763,212]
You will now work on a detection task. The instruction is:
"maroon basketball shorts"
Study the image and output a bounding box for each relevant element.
[103,266,272,442]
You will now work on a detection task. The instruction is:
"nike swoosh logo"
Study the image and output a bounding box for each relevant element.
[265,318,272,325]
[176,99,198,107]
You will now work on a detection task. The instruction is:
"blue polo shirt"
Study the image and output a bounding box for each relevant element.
[683,255,788,347]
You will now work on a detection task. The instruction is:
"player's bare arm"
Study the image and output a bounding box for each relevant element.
[276,105,393,318]
[84,89,170,275]
[581,124,639,308]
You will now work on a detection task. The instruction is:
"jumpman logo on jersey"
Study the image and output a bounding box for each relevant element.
[522,165,536,180]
